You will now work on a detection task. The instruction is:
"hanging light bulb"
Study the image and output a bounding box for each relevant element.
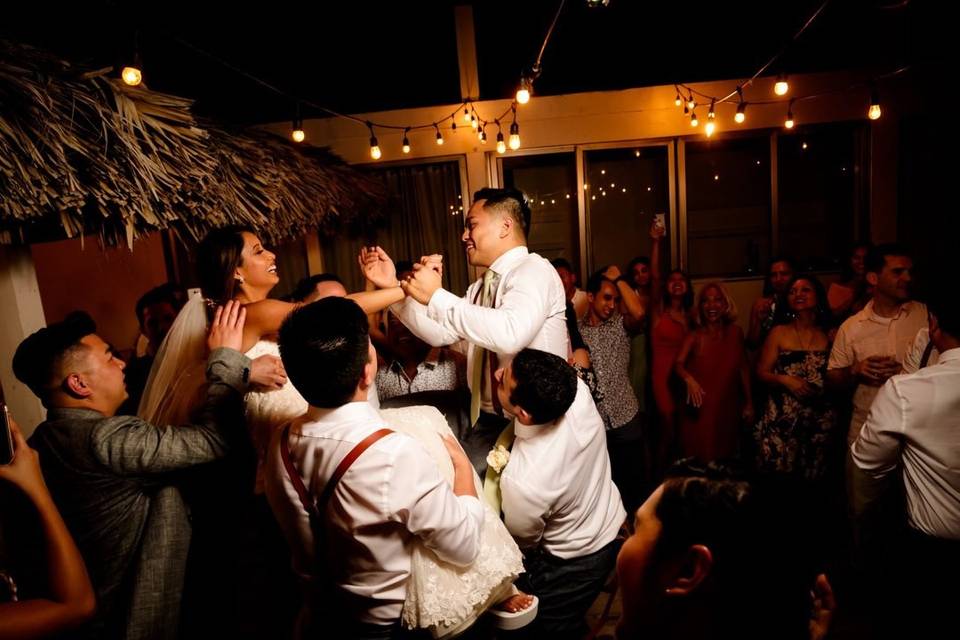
[479,128,487,144]
[496,131,506,154]
[868,89,882,120]
[401,128,411,154]
[687,94,696,110]
[704,99,716,136]
[463,106,472,124]
[471,111,479,130]
[451,121,458,134]
[784,102,795,129]
[735,88,746,123]
[508,121,521,150]
[435,124,444,145]
[121,64,143,86]
[674,87,682,107]
[516,75,532,104]
[291,125,305,143]
[690,111,699,127]
[367,123,381,160]
[774,73,789,96]
[683,103,689,115]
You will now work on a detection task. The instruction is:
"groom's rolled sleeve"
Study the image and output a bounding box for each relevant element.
[388,439,483,567]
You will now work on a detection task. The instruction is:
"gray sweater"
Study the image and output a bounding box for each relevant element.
[28,347,250,640]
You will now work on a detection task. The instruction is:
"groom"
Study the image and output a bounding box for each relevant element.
[362,187,569,475]
[263,297,483,638]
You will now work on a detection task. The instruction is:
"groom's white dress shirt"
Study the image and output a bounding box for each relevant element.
[264,401,484,624]
[393,246,569,414]
[500,379,626,559]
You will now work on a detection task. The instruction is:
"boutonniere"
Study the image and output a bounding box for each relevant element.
[486,444,510,474]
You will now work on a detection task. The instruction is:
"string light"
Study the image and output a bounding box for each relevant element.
[434,123,444,145]
[674,87,683,107]
[451,121,457,134]
[401,128,411,154]
[705,99,716,136]
[291,103,305,143]
[463,107,472,124]
[496,132,506,154]
[774,73,789,96]
[784,101,795,129]
[508,105,521,150]
[868,88,882,120]
[687,94,696,110]
[690,111,699,127]
[516,75,533,104]
[479,125,488,144]
[735,88,746,123]
[367,122,381,160]
[121,32,143,86]
[471,111,479,130]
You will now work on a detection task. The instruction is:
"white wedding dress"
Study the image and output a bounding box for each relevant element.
[143,306,523,638]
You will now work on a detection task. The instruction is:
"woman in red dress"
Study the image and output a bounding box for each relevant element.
[675,282,754,462]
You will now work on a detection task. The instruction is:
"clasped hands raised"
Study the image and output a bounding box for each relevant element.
[359,246,444,305]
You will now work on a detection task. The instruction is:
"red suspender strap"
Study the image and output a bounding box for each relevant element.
[280,423,395,524]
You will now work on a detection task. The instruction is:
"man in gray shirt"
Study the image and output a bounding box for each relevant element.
[13,302,252,640]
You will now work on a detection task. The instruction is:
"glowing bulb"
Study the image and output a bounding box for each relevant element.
[402,136,411,154]
[496,132,506,154]
[471,114,479,130]
[784,112,795,129]
[675,93,682,107]
[687,96,696,110]
[291,127,305,143]
[516,76,533,104]
[707,100,716,120]
[690,112,699,127]
[735,102,746,123]
[121,65,142,86]
[463,108,471,124]
[705,120,716,137]
[868,90,881,120]
[774,74,789,96]
[508,122,520,150]
[436,130,444,145]
[479,130,487,144]
[369,135,381,160]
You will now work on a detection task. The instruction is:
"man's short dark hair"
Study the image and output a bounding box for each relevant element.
[865,243,911,275]
[550,257,573,272]
[13,312,97,405]
[509,348,578,424]
[288,273,345,302]
[278,297,370,408]
[586,267,614,295]
[473,187,531,236]
[135,283,184,326]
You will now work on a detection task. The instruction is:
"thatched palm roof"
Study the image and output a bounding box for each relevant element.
[0,40,387,247]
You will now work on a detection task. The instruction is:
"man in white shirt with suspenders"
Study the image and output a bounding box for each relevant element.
[264,298,482,639]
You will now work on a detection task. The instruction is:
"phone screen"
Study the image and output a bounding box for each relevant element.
[0,405,13,466]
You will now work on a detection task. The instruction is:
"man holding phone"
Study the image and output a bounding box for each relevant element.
[11,302,252,640]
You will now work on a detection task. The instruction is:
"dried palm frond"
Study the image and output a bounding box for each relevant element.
[0,40,386,248]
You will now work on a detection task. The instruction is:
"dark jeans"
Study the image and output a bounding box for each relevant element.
[606,413,648,515]
[514,539,621,640]
[462,411,510,479]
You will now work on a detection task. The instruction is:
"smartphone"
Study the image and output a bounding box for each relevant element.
[654,213,666,233]
[1,404,13,466]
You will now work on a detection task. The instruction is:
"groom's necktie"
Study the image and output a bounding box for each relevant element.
[483,420,516,514]
[469,268,500,426]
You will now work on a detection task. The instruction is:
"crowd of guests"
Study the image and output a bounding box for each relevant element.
[0,187,956,640]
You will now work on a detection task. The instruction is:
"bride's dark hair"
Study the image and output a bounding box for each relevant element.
[196,225,255,304]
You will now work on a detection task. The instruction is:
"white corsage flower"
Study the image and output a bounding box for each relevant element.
[486,444,510,473]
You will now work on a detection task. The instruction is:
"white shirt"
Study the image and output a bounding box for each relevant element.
[828,300,928,443]
[902,327,940,374]
[500,379,626,559]
[851,348,960,540]
[393,246,569,413]
[264,401,484,624]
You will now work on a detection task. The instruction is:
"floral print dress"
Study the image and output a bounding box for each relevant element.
[754,350,837,480]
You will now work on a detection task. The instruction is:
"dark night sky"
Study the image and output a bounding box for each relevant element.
[1,0,929,126]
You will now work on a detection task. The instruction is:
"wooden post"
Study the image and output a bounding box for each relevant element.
[0,245,47,437]
[454,5,480,101]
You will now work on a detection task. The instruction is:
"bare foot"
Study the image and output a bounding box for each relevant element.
[495,592,535,613]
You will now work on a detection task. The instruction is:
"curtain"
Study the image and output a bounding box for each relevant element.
[320,160,468,294]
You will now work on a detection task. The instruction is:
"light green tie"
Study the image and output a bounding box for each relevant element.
[469,269,499,426]
[483,420,516,514]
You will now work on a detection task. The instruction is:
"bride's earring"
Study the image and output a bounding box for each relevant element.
[235,276,244,284]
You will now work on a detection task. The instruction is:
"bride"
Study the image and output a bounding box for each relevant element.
[140,226,532,637]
